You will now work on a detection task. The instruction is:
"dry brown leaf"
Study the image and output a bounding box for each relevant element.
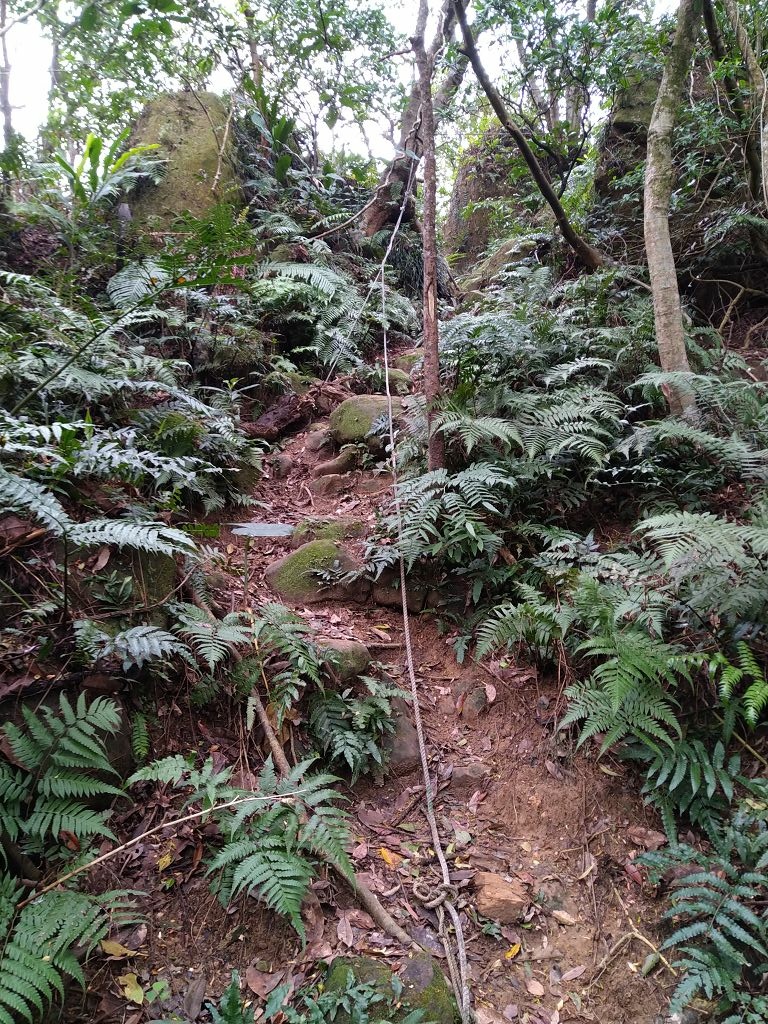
[627,826,667,851]
[345,909,375,929]
[475,1008,507,1024]
[378,847,403,870]
[245,966,283,998]
[551,910,576,926]
[100,939,137,959]
[336,914,354,947]
[526,978,545,997]
[117,973,144,1004]
[560,965,586,983]
[351,841,369,860]
[483,682,497,704]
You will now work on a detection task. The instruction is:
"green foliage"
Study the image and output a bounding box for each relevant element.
[308,676,406,781]
[0,875,137,1024]
[247,603,326,724]
[642,791,768,1020]
[266,969,430,1024]
[207,972,254,1024]
[129,755,351,939]
[0,693,123,857]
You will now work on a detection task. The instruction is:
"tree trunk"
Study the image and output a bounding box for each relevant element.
[453,0,604,271]
[644,0,700,416]
[362,0,467,237]
[720,0,768,208]
[0,0,13,187]
[413,0,446,471]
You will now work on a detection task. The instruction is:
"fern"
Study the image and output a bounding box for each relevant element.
[171,603,251,670]
[711,642,768,726]
[641,792,768,1017]
[74,620,195,672]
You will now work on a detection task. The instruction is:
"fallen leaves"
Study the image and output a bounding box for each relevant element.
[100,939,139,959]
[245,966,284,998]
[378,847,403,870]
[525,978,545,997]
[627,826,667,851]
[550,910,576,926]
[117,973,144,1004]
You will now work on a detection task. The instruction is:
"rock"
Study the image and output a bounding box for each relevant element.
[270,453,293,479]
[305,425,333,453]
[392,350,421,373]
[310,448,359,478]
[357,473,394,496]
[461,686,489,721]
[319,638,372,681]
[325,954,457,1024]
[291,517,366,549]
[328,395,404,449]
[129,91,240,228]
[383,698,420,773]
[265,541,369,605]
[450,763,490,795]
[372,570,427,614]
[308,473,354,497]
[474,872,528,924]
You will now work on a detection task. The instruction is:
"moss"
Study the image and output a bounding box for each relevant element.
[328,396,404,446]
[325,955,458,1024]
[291,517,365,548]
[319,638,371,681]
[392,351,421,373]
[387,368,412,394]
[265,540,353,603]
[129,91,241,229]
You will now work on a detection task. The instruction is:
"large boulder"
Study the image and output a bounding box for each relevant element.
[290,516,365,549]
[328,396,403,448]
[265,541,369,604]
[129,91,241,228]
[325,954,457,1024]
[318,638,372,682]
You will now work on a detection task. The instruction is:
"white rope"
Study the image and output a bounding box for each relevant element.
[377,198,474,1024]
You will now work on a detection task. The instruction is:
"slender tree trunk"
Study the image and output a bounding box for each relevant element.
[454,0,604,271]
[720,0,768,208]
[242,4,263,90]
[644,0,700,416]
[413,0,446,472]
[0,0,13,192]
[702,0,762,198]
[363,0,467,236]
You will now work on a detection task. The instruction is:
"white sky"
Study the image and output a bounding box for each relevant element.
[6,1,675,156]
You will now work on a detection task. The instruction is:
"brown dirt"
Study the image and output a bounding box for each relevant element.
[72,410,674,1024]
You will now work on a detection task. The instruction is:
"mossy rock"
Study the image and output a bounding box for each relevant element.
[325,954,458,1024]
[290,517,365,548]
[392,351,421,373]
[265,541,369,604]
[318,638,372,682]
[129,91,241,228]
[387,368,412,394]
[328,395,404,448]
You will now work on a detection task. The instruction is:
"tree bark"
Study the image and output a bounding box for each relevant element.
[413,0,446,471]
[644,0,700,416]
[0,0,13,183]
[362,0,467,237]
[720,0,768,209]
[453,0,604,271]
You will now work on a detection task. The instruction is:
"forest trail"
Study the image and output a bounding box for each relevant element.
[156,405,679,1024]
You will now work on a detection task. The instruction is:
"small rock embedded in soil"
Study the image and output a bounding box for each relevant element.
[318,638,372,681]
[308,473,354,496]
[305,424,333,453]
[269,453,292,478]
[372,570,427,614]
[473,871,528,924]
[325,953,457,1024]
[310,448,359,478]
[461,686,489,720]
[383,698,421,773]
[450,762,490,795]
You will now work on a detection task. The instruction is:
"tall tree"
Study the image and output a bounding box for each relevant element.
[413,0,446,471]
[453,0,604,271]
[363,0,468,236]
[644,0,701,416]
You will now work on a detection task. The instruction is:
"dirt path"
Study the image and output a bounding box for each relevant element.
[85,408,676,1024]
[216,416,675,1024]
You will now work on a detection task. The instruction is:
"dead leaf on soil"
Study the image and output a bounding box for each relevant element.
[100,939,138,959]
[336,914,354,947]
[560,965,586,983]
[182,975,208,1020]
[483,682,497,704]
[345,909,375,929]
[468,790,486,815]
[504,943,521,959]
[117,973,144,1004]
[627,826,667,851]
[475,1008,507,1024]
[379,847,403,869]
[352,841,369,860]
[551,910,576,926]
[502,1005,519,1021]
[544,760,564,781]
[245,967,283,999]
[525,978,545,997]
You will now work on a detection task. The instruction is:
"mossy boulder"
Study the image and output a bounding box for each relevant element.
[129,91,241,228]
[329,395,403,448]
[265,541,369,604]
[392,351,421,373]
[325,955,457,1024]
[310,448,359,478]
[290,517,365,548]
[319,638,372,681]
